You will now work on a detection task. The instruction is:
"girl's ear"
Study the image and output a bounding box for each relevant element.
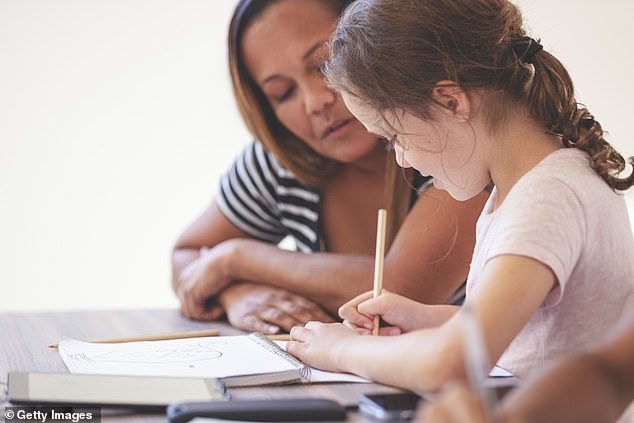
[431,81,471,121]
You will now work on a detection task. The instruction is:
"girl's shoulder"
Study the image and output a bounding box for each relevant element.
[497,147,630,235]
[518,148,615,201]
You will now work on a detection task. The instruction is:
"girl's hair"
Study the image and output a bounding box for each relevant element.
[228,0,416,245]
[326,0,634,191]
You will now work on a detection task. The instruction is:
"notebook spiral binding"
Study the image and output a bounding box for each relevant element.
[249,333,312,382]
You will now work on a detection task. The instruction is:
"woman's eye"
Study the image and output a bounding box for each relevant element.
[273,87,295,103]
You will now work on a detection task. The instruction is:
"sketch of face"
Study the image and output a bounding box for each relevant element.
[241,0,379,163]
[342,92,491,201]
[73,341,225,363]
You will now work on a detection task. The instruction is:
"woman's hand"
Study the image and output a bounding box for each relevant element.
[338,290,435,335]
[219,283,335,334]
[287,321,358,373]
[176,242,237,321]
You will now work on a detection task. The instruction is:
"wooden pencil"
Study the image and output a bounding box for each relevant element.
[48,328,220,348]
[48,329,293,348]
[373,209,388,336]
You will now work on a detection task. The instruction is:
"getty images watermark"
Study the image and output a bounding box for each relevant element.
[4,407,101,423]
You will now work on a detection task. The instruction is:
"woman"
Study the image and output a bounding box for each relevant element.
[171,0,488,334]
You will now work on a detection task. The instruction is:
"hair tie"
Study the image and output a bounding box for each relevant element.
[512,36,543,64]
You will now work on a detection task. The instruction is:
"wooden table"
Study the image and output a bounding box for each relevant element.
[0,309,403,422]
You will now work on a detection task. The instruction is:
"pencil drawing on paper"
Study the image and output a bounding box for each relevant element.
[70,340,227,364]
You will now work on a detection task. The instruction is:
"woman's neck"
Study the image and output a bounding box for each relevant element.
[338,140,387,178]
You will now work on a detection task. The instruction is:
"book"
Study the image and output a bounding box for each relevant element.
[7,371,227,410]
[58,332,369,387]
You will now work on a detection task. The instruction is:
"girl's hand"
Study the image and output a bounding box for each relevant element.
[219,283,335,334]
[338,290,432,335]
[176,242,236,320]
[287,321,358,373]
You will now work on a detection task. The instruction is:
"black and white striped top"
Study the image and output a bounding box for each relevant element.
[216,141,465,304]
[217,141,427,253]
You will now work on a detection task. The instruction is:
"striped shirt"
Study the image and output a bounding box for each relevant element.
[217,141,427,252]
[216,141,465,304]
[217,142,321,252]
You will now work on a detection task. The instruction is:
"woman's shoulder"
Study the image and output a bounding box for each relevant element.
[233,140,317,193]
[233,140,289,180]
[239,140,283,171]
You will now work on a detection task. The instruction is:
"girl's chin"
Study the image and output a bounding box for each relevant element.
[433,177,491,201]
[433,179,469,201]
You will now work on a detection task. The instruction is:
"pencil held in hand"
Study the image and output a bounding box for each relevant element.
[372,209,388,336]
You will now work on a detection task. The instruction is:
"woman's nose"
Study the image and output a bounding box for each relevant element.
[303,78,336,115]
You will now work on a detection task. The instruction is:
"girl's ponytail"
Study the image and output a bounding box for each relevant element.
[526,47,634,190]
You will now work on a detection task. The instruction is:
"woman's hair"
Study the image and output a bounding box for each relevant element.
[228,0,351,187]
[228,0,416,245]
[326,0,633,191]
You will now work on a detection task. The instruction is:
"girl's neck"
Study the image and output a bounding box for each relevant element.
[487,112,563,209]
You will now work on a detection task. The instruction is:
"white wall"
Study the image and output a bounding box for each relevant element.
[1,0,632,312]
[0,0,247,311]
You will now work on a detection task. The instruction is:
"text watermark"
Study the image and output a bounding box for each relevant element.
[4,407,101,423]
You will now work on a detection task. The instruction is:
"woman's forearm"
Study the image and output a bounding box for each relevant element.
[171,248,200,292]
[224,238,470,314]
[173,231,469,317]
[225,239,375,313]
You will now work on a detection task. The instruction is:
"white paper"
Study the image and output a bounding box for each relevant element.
[59,336,507,384]
[275,340,370,383]
[59,336,296,378]
[489,365,514,378]
[58,335,371,384]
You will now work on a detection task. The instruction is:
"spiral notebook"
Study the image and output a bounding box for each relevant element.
[58,333,368,387]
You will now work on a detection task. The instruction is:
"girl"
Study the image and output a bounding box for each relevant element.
[287,0,634,393]
[171,0,488,333]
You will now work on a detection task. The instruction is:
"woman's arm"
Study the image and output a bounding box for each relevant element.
[173,187,486,317]
[220,188,488,313]
[171,200,251,320]
[287,254,556,392]
[217,282,335,334]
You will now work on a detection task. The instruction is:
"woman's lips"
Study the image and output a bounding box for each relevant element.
[321,118,354,139]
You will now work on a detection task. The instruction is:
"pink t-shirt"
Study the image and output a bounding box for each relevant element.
[467,148,634,379]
